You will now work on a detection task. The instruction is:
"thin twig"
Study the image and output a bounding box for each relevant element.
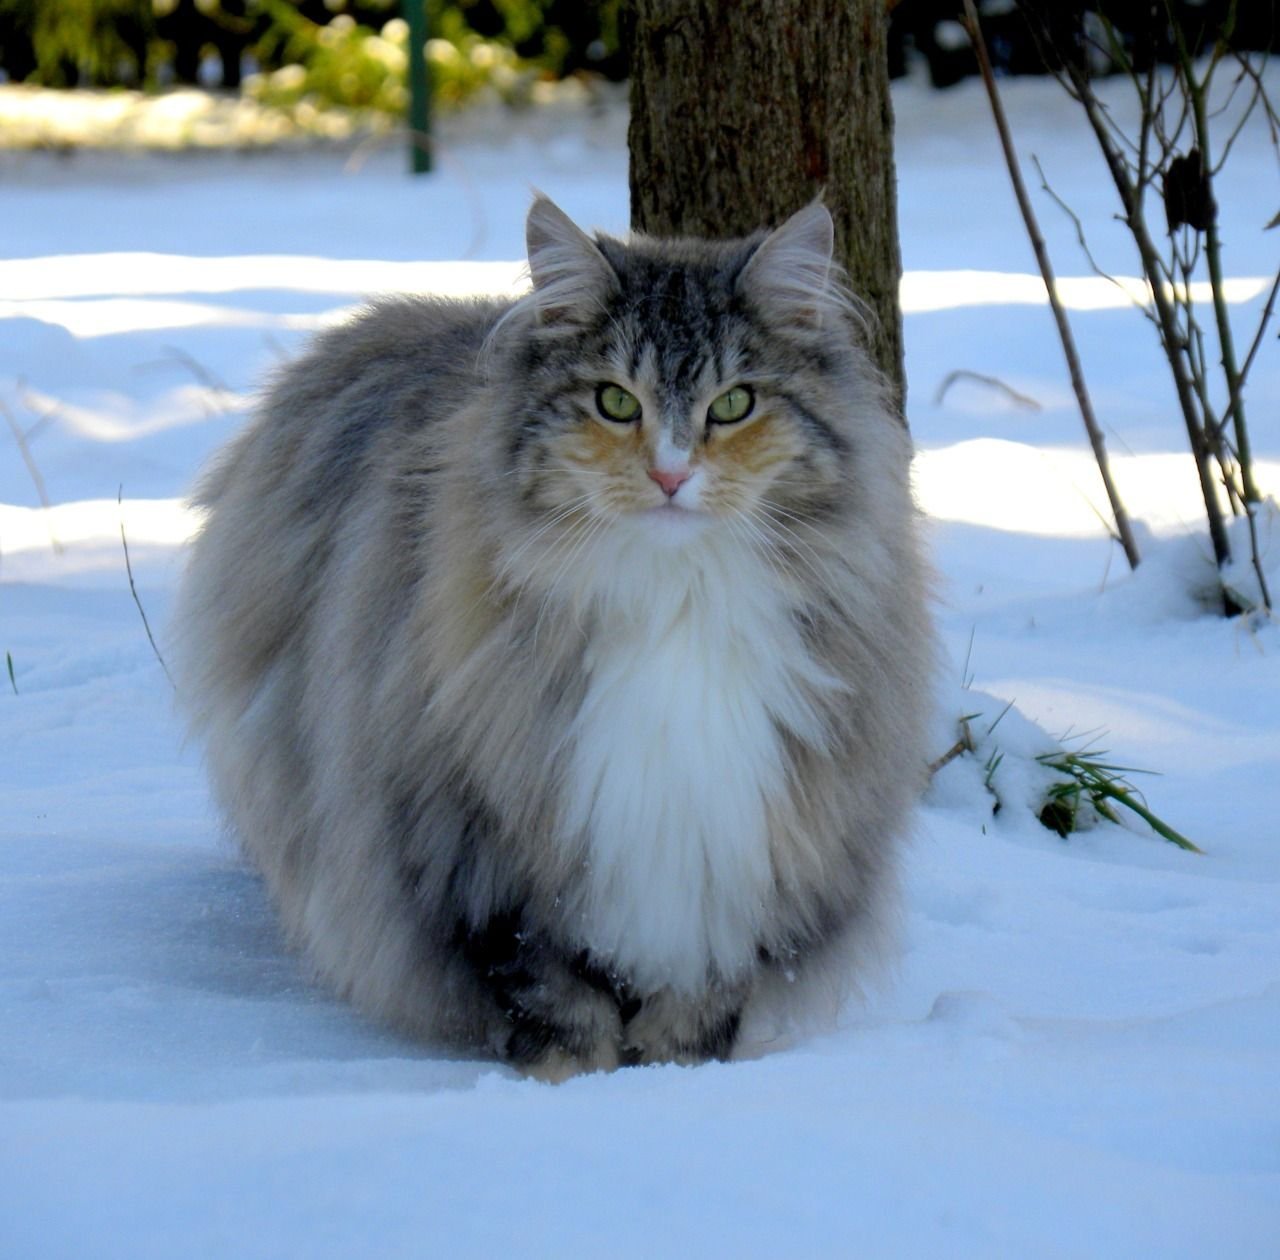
[262,332,292,363]
[15,383,60,444]
[1032,155,1153,320]
[1233,54,1280,145]
[1235,267,1280,394]
[118,485,176,691]
[132,348,236,420]
[1168,2,1260,509]
[1243,500,1274,615]
[1,398,62,554]
[963,0,1141,570]
[159,345,231,394]
[1213,57,1265,173]
[1205,54,1247,125]
[934,369,1042,411]
[928,716,976,779]
[928,738,971,778]
[1054,24,1233,572]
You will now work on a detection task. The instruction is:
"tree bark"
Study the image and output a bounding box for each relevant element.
[627,0,905,406]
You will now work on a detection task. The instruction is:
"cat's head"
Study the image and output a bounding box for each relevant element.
[491,196,890,556]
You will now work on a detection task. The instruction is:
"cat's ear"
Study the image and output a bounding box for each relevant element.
[525,196,618,327]
[737,202,849,330]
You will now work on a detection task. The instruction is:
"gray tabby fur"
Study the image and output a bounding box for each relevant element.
[174,198,934,1077]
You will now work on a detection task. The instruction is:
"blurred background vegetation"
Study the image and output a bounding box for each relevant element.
[0,2,1272,121]
[0,1,626,114]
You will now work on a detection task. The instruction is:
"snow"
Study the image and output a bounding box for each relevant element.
[3,68,1279,1257]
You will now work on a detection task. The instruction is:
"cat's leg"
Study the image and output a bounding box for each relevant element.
[456,911,624,1077]
[619,978,751,1066]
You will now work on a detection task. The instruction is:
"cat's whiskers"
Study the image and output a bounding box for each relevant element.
[745,506,831,591]
[473,493,602,638]
[724,512,792,592]
[758,518,834,595]
[529,506,612,654]
[486,491,599,598]
[750,524,828,597]
[501,498,610,631]
[737,514,807,597]
[756,498,830,559]
[760,499,824,530]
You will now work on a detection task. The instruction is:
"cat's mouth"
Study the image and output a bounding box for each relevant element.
[633,501,710,545]
[640,499,708,520]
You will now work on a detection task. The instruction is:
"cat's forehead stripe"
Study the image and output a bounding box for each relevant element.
[607,255,738,406]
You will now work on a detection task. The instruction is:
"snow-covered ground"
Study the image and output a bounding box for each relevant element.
[2,69,1278,1258]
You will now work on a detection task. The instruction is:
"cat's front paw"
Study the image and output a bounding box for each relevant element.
[499,983,623,1080]
[520,1040,621,1083]
[620,984,747,1067]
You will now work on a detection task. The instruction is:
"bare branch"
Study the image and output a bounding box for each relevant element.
[1213,55,1267,174]
[1232,54,1280,149]
[1238,268,1280,387]
[963,0,1141,569]
[1170,16,1261,507]
[15,382,58,445]
[1092,16,1139,96]
[118,485,176,691]
[162,345,231,394]
[934,369,1043,412]
[1137,55,1157,192]
[1019,0,1272,606]
[1032,154,1155,318]
[1244,502,1274,613]
[1206,55,1248,124]
[1053,25,1233,569]
[1,398,62,555]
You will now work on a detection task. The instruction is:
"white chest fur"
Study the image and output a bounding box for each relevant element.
[559,540,829,993]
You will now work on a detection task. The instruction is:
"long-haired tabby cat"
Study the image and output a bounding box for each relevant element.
[175,197,932,1078]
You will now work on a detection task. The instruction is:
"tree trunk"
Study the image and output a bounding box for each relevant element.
[627,0,905,406]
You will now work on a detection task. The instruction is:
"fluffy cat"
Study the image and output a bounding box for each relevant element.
[174,197,933,1078]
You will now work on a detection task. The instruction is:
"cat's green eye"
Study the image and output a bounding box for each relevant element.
[708,386,755,425]
[596,383,641,423]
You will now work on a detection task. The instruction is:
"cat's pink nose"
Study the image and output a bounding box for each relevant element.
[648,466,691,498]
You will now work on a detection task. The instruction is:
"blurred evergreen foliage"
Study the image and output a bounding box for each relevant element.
[0,2,1268,105]
[0,0,626,106]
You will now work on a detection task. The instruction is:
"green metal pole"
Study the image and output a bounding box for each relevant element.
[405,0,431,174]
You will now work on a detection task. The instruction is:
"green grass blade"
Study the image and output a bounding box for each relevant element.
[1093,780,1203,853]
[1036,748,1200,853]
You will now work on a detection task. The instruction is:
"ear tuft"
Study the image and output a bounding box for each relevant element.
[525,196,617,328]
[738,202,856,330]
